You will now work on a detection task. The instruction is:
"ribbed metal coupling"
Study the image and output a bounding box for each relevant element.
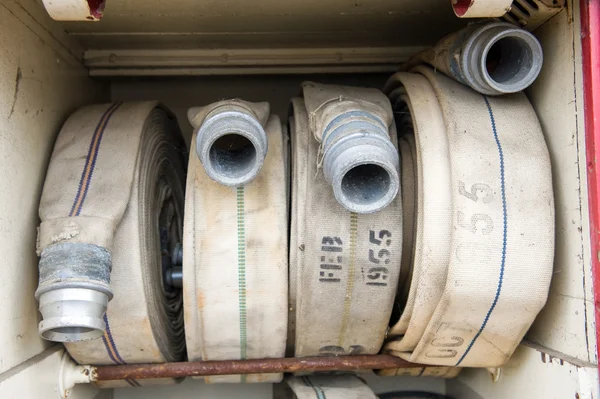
[456,22,543,95]
[322,111,400,214]
[35,243,113,342]
[196,109,268,187]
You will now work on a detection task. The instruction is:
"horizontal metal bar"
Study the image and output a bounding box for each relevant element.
[88,65,401,77]
[93,355,422,381]
[85,47,425,68]
[84,46,426,76]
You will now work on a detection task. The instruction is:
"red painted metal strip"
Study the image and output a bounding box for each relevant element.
[580,0,600,366]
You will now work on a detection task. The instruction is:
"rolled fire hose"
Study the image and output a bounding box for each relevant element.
[36,102,187,387]
[378,366,461,379]
[287,375,377,399]
[408,22,543,96]
[382,66,554,368]
[184,102,288,383]
[376,134,459,380]
[395,133,417,313]
[289,90,403,358]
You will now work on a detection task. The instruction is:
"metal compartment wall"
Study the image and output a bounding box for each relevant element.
[0,0,596,398]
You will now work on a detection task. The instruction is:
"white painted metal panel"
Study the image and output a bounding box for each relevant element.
[59,0,468,50]
[0,0,105,376]
[0,347,105,399]
[526,4,597,364]
[448,345,598,399]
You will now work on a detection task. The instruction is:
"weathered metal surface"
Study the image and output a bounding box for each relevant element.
[42,0,105,21]
[452,0,513,18]
[580,0,600,374]
[93,355,422,381]
[35,243,113,342]
[501,0,565,31]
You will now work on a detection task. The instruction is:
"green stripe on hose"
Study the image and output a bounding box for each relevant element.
[237,186,248,383]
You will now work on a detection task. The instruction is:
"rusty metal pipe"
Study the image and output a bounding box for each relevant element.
[92,356,422,381]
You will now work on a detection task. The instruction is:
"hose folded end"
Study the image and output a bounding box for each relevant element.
[323,116,400,214]
[35,243,112,342]
[196,109,268,187]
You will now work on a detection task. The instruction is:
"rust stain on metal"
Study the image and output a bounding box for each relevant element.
[90,366,99,381]
[93,355,422,381]
[87,0,106,19]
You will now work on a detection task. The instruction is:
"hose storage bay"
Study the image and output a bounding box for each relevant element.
[0,0,596,398]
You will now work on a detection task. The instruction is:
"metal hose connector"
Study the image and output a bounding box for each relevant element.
[35,242,113,342]
[322,111,400,214]
[455,22,543,95]
[195,108,268,187]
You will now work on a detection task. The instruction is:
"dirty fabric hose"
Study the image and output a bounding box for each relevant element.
[289,98,402,357]
[287,375,377,399]
[376,133,459,379]
[183,113,288,383]
[40,102,186,387]
[377,365,461,379]
[383,67,554,367]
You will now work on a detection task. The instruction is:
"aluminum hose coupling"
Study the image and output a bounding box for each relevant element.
[35,242,113,342]
[322,110,400,214]
[412,22,543,96]
[195,106,268,187]
[449,22,543,95]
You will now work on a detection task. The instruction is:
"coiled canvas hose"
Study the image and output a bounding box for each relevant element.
[382,66,554,368]
[287,375,377,399]
[289,96,403,358]
[183,110,288,384]
[38,102,187,388]
[377,133,459,379]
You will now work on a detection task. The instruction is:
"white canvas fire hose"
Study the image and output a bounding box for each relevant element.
[36,102,187,388]
[184,101,288,383]
[382,66,554,368]
[377,366,461,379]
[395,134,417,313]
[287,375,377,399]
[376,133,460,380]
[289,83,403,358]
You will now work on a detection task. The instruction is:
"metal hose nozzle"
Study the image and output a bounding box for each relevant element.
[323,111,400,214]
[195,109,268,187]
[456,22,543,95]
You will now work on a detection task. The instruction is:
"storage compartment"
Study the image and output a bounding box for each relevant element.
[0,0,597,398]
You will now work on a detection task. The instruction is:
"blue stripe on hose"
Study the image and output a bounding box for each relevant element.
[302,376,327,399]
[101,313,141,387]
[69,102,122,217]
[102,313,128,364]
[455,95,507,367]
